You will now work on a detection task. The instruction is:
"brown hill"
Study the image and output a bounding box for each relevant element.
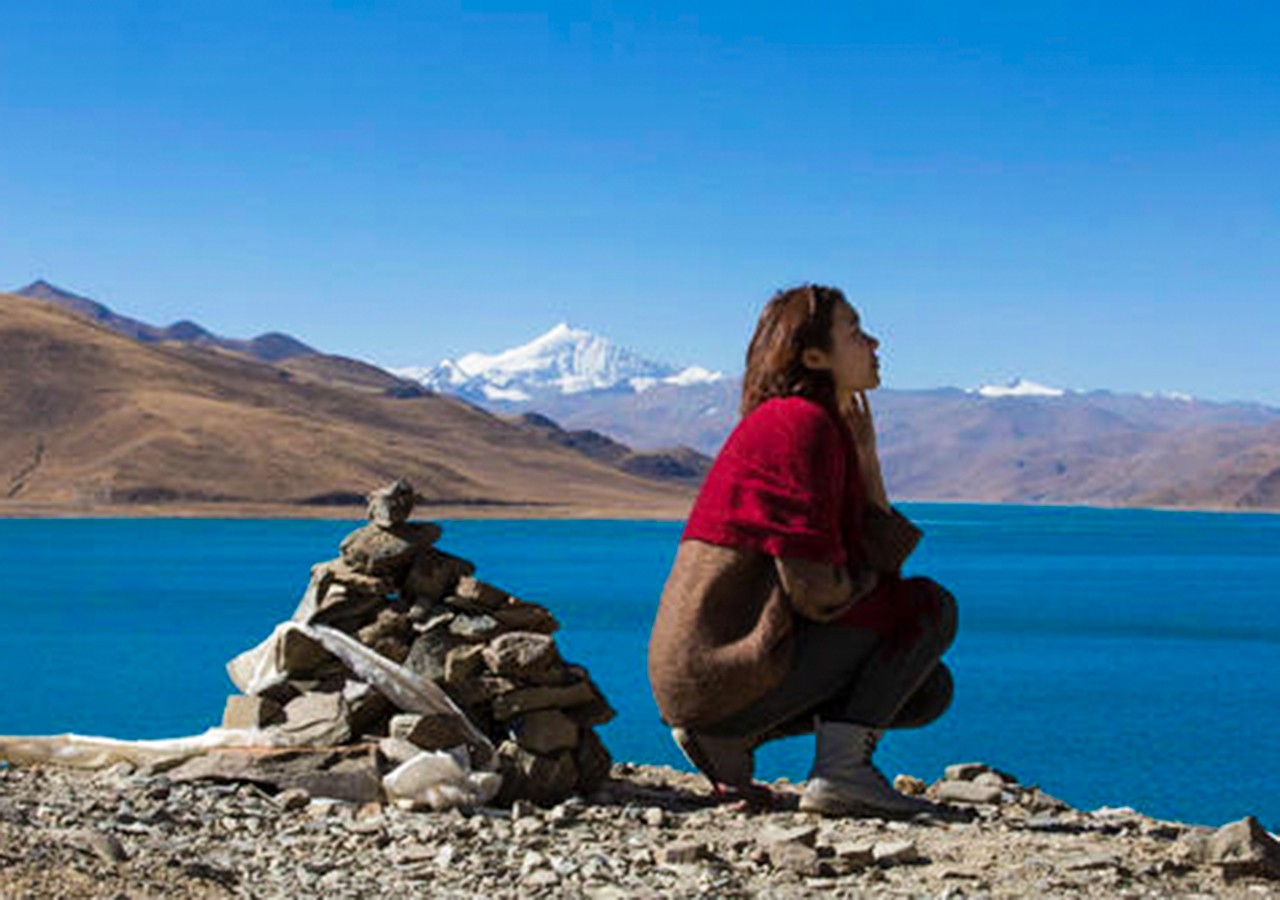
[14,279,317,363]
[0,293,695,518]
[512,380,1280,512]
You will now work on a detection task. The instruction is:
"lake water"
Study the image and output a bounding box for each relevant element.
[0,504,1276,830]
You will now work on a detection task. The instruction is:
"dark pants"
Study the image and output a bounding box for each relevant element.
[702,577,958,742]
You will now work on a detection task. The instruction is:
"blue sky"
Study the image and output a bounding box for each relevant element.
[2,1,1277,402]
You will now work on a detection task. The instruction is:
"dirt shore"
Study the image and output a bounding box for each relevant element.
[1,759,1276,898]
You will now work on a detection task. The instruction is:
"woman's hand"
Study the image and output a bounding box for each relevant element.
[845,390,891,511]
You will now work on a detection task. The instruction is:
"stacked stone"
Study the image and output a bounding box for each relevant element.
[219,479,615,807]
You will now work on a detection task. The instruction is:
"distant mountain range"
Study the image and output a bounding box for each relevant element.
[6,279,1280,512]
[0,284,705,515]
[395,325,1280,511]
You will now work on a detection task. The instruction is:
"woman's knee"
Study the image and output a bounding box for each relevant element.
[905,577,957,652]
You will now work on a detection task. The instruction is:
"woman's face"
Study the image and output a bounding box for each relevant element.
[803,302,881,393]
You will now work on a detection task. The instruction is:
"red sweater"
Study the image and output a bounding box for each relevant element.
[681,394,923,639]
[682,395,867,568]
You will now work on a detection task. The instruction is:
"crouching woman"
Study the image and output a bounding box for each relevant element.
[648,284,957,817]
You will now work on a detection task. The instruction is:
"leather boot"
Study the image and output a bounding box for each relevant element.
[798,720,942,818]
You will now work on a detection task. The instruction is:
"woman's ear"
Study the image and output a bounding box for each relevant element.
[801,347,831,371]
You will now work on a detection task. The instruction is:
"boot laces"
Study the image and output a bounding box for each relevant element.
[861,729,893,790]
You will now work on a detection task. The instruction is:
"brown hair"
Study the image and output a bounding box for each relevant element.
[740,284,851,417]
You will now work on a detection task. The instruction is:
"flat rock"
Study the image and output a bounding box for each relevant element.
[1208,815,1280,880]
[449,576,509,612]
[278,692,351,746]
[936,781,1004,805]
[377,737,424,767]
[657,841,706,865]
[511,709,580,754]
[757,824,819,848]
[388,712,471,753]
[831,840,875,866]
[222,695,284,730]
[873,839,919,866]
[767,841,821,875]
[491,680,599,720]
[340,522,442,577]
[489,600,559,634]
[168,748,384,804]
[482,632,565,685]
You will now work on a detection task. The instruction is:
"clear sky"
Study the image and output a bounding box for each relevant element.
[2,2,1277,403]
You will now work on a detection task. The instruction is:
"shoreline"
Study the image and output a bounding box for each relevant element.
[1,497,1276,520]
[1,759,1276,898]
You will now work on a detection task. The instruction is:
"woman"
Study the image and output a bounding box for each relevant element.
[648,284,957,817]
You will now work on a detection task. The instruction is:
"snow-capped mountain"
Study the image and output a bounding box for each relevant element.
[393,323,725,404]
[969,377,1068,398]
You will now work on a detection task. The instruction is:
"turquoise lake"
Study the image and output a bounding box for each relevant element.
[0,504,1276,830]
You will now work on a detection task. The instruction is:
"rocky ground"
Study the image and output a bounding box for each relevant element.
[2,758,1277,899]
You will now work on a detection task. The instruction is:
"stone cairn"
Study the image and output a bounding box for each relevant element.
[215,479,614,808]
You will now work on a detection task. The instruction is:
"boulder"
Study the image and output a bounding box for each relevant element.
[573,728,612,794]
[873,839,920,866]
[222,695,284,730]
[341,680,392,737]
[403,622,463,682]
[511,710,579,754]
[401,549,475,605]
[448,614,501,641]
[443,645,487,688]
[367,479,417,528]
[1208,816,1280,880]
[491,680,599,720]
[449,576,509,612]
[278,692,352,746]
[389,713,472,752]
[356,607,412,648]
[490,600,559,634]
[936,780,1004,805]
[482,632,565,685]
[377,736,423,768]
[312,559,396,598]
[495,740,578,807]
[767,842,821,876]
[340,522,443,577]
[168,747,385,804]
[308,581,389,634]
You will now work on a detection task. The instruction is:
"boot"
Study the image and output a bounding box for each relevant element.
[798,720,941,818]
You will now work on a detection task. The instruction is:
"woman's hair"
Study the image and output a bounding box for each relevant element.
[740,284,850,418]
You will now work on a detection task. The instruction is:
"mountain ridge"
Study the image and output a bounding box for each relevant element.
[6,280,1279,512]
[0,291,695,517]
